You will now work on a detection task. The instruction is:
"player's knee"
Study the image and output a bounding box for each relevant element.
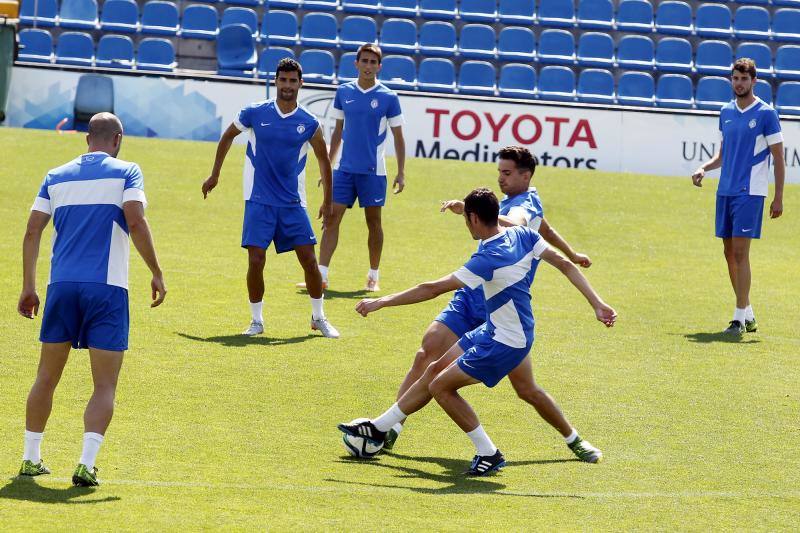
[297,253,318,271]
[732,247,748,264]
[248,251,266,269]
[427,377,446,398]
[33,372,59,392]
[413,346,438,370]
[516,384,544,404]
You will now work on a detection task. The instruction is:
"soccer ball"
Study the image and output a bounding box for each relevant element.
[341,418,384,458]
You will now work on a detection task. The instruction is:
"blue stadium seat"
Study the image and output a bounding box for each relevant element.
[340,16,377,50]
[577,0,613,30]
[695,77,733,110]
[772,9,800,43]
[737,0,768,4]
[498,0,535,25]
[775,0,800,6]
[73,75,113,129]
[616,35,654,70]
[137,38,176,71]
[459,0,496,23]
[225,0,259,6]
[337,51,358,81]
[539,66,575,101]
[734,6,771,40]
[417,57,456,93]
[342,0,380,15]
[268,0,300,7]
[537,29,575,65]
[695,40,733,76]
[17,29,53,63]
[754,79,773,104]
[140,1,179,36]
[576,68,614,104]
[257,46,294,78]
[497,26,535,62]
[217,23,256,76]
[299,49,335,83]
[54,31,94,66]
[655,37,692,73]
[458,60,496,95]
[303,0,339,11]
[459,24,495,60]
[737,42,773,77]
[419,21,457,57]
[381,0,417,18]
[96,34,134,69]
[655,1,692,36]
[576,32,613,67]
[380,18,417,53]
[776,82,800,114]
[300,12,338,48]
[695,3,732,38]
[20,0,58,27]
[379,55,417,90]
[181,5,218,40]
[261,10,297,45]
[498,63,536,98]
[419,0,457,20]
[775,46,800,80]
[222,7,258,38]
[59,0,98,29]
[616,0,653,33]
[617,71,655,106]
[100,0,138,33]
[655,74,693,108]
[538,0,575,27]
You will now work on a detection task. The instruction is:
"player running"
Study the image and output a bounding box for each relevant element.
[202,58,339,338]
[691,58,785,336]
[17,113,167,486]
[339,188,616,476]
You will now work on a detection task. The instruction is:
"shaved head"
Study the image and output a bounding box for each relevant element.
[87,112,123,157]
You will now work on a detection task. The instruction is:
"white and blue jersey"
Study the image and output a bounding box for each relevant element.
[235,100,320,208]
[501,187,544,231]
[331,81,403,176]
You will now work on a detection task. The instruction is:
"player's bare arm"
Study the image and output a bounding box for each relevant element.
[440,199,464,214]
[202,123,241,198]
[310,127,334,220]
[391,125,406,194]
[356,274,463,316]
[692,142,723,187]
[124,201,167,307]
[18,210,50,319]
[769,142,785,219]
[320,119,344,187]
[538,218,592,267]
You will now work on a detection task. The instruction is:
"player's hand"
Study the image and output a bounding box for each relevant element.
[691,168,704,187]
[202,175,219,199]
[393,173,405,194]
[440,200,464,214]
[770,197,783,219]
[355,298,382,317]
[571,252,592,268]
[595,303,617,328]
[17,289,40,319]
[318,200,333,221]
[150,274,167,308]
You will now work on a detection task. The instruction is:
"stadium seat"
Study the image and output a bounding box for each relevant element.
[734,6,771,40]
[774,0,800,6]
[137,38,176,71]
[417,57,456,93]
[342,0,380,14]
[140,1,179,36]
[382,0,417,18]
[576,32,613,67]
[268,0,300,7]
[577,68,614,104]
[775,46,800,80]
[100,0,138,33]
[19,0,58,27]
[419,0,457,21]
[299,49,335,83]
[695,77,733,110]
[695,3,732,38]
[498,63,536,99]
[59,0,98,30]
[655,37,693,73]
[776,81,800,115]
[695,40,733,76]
[772,9,800,43]
[459,24,495,60]
[300,12,338,48]
[655,74,693,109]
[262,10,297,45]
[616,35,654,70]
[577,0,613,29]
[340,16,377,50]
[458,60,496,96]
[257,46,294,78]
[217,23,256,76]
[379,55,416,90]
[380,18,417,54]
[222,7,258,38]
[736,42,773,77]
[54,31,94,66]
[74,75,113,129]
[616,0,653,33]
[225,0,259,6]
[17,29,53,63]
[617,71,655,106]
[181,5,218,40]
[754,79,773,103]
[538,0,575,27]
[497,26,535,62]
[498,0,535,25]
[459,0,496,23]
[655,1,692,36]
[537,29,575,65]
[337,51,358,81]
[539,65,575,101]
[95,34,134,69]
[303,0,339,11]
[419,21,457,57]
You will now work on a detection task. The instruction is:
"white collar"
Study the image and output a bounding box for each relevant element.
[481,229,506,244]
[736,97,761,114]
[356,80,381,94]
[273,100,299,118]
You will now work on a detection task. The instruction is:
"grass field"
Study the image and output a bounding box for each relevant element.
[1,127,798,530]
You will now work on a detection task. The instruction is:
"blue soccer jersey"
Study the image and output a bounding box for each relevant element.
[235,100,320,208]
[31,152,147,289]
[331,81,404,176]
[500,187,544,230]
[453,226,549,349]
[718,98,783,197]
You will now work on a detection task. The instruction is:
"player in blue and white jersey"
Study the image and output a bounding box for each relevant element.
[202,58,339,338]
[692,58,786,336]
[339,188,616,476]
[17,113,167,486]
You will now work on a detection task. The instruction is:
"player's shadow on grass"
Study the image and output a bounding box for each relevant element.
[0,477,120,505]
[297,288,369,301]
[176,332,316,347]
[682,332,761,344]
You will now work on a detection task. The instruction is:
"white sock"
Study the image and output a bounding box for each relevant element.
[733,307,746,323]
[745,305,755,321]
[466,425,498,456]
[564,429,579,445]
[79,432,104,470]
[23,430,43,463]
[373,403,407,432]
[391,422,404,435]
[311,296,325,320]
[250,301,263,323]
[368,268,379,281]
[319,265,329,282]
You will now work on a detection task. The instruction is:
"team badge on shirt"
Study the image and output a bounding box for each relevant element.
[297,124,306,134]
[370,99,378,109]
[748,119,756,128]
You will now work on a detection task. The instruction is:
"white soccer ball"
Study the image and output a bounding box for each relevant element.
[341,418,384,458]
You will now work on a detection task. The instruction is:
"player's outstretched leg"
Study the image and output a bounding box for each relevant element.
[244,246,266,336]
[296,245,340,338]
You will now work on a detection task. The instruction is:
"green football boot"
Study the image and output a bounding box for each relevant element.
[568,437,603,464]
[745,318,758,333]
[383,428,400,451]
[71,464,99,487]
[19,459,50,476]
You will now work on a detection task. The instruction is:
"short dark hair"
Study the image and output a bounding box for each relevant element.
[497,145,538,175]
[732,57,757,79]
[276,57,303,80]
[356,43,382,63]
[463,188,499,226]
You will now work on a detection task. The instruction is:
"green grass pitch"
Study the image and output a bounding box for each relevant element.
[0,127,798,530]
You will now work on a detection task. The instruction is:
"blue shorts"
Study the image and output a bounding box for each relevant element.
[435,288,486,338]
[40,282,129,351]
[456,324,531,388]
[333,170,387,208]
[716,195,764,239]
[242,201,317,253]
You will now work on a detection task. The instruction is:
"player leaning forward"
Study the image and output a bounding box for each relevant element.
[18,113,167,486]
[339,188,616,476]
[203,58,339,338]
[692,58,785,336]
